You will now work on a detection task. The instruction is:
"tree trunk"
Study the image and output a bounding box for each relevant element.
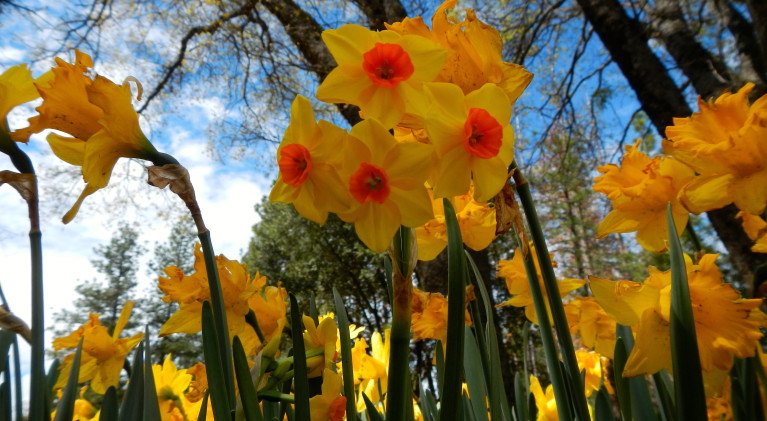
[712,0,767,90]
[576,0,765,282]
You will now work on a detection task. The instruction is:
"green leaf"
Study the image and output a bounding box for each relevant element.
[612,338,631,421]
[514,373,528,421]
[53,337,84,421]
[233,335,264,421]
[513,226,571,421]
[246,309,266,343]
[513,171,588,421]
[652,371,675,421]
[101,387,119,420]
[438,198,467,421]
[289,294,310,421]
[461,391,474,421]
[198,230,236,408]
[753,351,767,419]
[463,325,489,421]
[201,300,235,420]
[666,204,707,419]
[593,386,615,421]
[435,342,445,396]
[45,359,61,400]
[0,331,13,377]
[29,231,46,421]
[384,257,393,309]
[362,392,385,421]
[334,288,358,421]
[0,382,9,421]
[119,342,144,421]
[419,385,438,421]
[143,334,162,421]
[309,296,319,326]
[467,252,512,421]
[198,391,209,421]
[617,325,657,420]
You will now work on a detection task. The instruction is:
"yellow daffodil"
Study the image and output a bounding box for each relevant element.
[336,118,433,252]
[737,211,767,253]
[158,243,261,344]
[564,297,616,359]
[309,368,347,421]
[415,185,496,261]
[530,375,558,421]
[706,376,733,421]
[51,387,97,421]
[411,286,472,344]
[270,95,352,224]
[345,330,390,411]
[53,301,143,394]
[247,284,289,342]
[316,25,447,129]
[575,349,612,398]
[664,83,767,214]
[590,254,767,378]
[0,64,51,139]
[184,362,208,403]
[303,315,339,378]
[14,50,163,222]
[153,355,193,421]
[423,82,514,202]
[496,245,585,325]
[593,139,694,253]
[386,0,533,101]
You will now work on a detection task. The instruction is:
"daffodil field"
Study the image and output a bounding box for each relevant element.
[3,1,767,420]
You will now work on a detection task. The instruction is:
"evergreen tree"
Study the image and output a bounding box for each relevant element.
[140,215,201,367]
[53,223,145,339]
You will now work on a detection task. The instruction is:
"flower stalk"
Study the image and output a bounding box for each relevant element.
[511,163,590,420]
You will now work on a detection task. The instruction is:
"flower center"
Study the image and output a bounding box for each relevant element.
[362,43,414,88]
[350,162,390,204]
[278,143,313,187]
[329,396,347,421]
[463,108,503,159]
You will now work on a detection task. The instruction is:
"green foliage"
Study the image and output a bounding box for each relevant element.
[243,198,389,332]
[53,223,145,338]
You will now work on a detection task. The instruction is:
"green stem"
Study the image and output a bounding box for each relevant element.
[259,390,296,403]
[513,227,572,421]
[198,230,236,409]
[512,165,589,420]
[386,226,415,421]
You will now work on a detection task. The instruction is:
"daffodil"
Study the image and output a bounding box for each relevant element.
[590,254,767,379]
[415,185,496,261]
[153,355,193,421]
[0,64,51,143]
[336,118,434,252]
[247,284,289,341]
[303,315,338,378]
[386,0,533,101]
[423,82,515,202]
[13,50,164,222]
[530,375,559,421]
[309,369,347,421]
[53,301,143,394]
[737,211,767,253]
[158,243,261,344]
[564,297,616,359]
[706,376,733,421]
[316,25,447,128]
[270,95,352,224]
[411,286,472,344]
[593,139,694,253]
[346,330,390,411]
[184,362,208,403]
[51,387,96,421]
[575,349,612,398]
[664,83,767,214]
[496,245,585,325]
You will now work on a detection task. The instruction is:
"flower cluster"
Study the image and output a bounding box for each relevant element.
[270,1,532,252]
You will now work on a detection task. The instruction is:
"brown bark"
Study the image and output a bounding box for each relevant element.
[746,0,767,70]
[645,0,732,99]
[712,0,767,89]
[576,0,766,283]
[350,0,407,30]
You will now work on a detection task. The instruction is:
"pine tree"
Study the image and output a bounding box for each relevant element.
[52,223,145,339]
